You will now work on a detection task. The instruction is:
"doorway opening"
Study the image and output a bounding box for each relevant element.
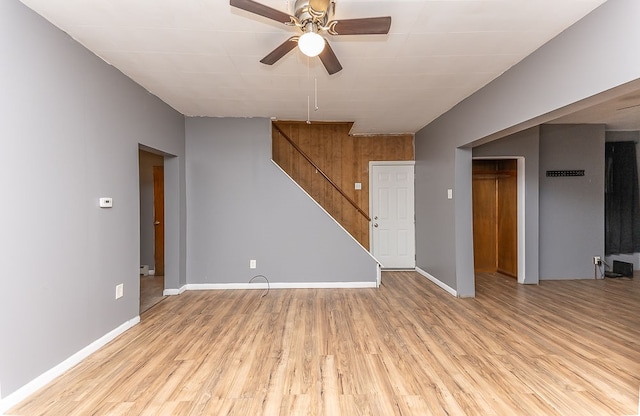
[138,148,166,313]
[472,158,521,280]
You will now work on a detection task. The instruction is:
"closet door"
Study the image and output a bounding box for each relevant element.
[496,160,517,277]
[472,161,498,272]
[472,159,517,277]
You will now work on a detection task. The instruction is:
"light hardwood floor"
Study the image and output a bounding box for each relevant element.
[9,271,640,415]
[139,275,166,313]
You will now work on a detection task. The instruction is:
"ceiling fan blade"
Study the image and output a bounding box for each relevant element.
[230,0,294,25]
[328,16,392,35]
[318,40,342,75]
[309,0,331,14]
[260,37,299,65]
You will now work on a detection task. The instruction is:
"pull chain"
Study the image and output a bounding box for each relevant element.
[306,57,311,124]
[305,59,319,123]
[314,77,319,111]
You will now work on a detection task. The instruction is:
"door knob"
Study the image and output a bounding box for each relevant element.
[374,216,378,220]
[154,221,160,225]
[374,223,378,227]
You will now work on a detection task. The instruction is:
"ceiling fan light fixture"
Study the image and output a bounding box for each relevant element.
[230,0,391,74]
[298,31,325,57]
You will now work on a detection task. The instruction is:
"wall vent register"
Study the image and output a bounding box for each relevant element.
[546,170,585,177]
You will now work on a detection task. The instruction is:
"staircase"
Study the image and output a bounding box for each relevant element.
[271,121,414,250]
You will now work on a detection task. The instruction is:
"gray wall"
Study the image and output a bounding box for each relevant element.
[539,125,605,279]
[473,127,540,283]
[414,141,458,291]
[415,0,640,295]
[0,0,186,398]
[185,117,378,285]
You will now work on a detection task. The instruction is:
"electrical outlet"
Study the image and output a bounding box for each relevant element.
[115,283,124,299]
[593,256,601,265]
[250,259,257,269]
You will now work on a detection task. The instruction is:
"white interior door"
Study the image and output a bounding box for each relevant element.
[370,163,415,269]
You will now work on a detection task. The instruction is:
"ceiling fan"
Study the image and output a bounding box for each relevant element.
[230,0,392,75]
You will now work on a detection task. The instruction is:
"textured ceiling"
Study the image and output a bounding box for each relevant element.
[19,0,608,134]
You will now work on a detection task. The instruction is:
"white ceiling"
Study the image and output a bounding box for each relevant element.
[19,0,609,134]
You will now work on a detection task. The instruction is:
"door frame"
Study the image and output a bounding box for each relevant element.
[139,144,181,298]
[152,165,165,276]
[472,156,527,284]
[368,160,416,271]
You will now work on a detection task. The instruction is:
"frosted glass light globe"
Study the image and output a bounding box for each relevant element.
[298,32,325,57]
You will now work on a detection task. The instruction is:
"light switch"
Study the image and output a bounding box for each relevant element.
[355,182,362,190]
[447,189,453,199]
[99,197,113,208]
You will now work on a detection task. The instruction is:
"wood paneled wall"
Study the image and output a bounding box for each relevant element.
[272,121,414,249]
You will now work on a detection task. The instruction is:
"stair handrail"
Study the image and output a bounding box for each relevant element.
[272,122,371,222]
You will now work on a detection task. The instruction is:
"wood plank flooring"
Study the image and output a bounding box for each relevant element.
[9,272,640,415]
[139,275,166,313]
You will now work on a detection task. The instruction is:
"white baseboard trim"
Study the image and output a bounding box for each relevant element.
[415,267,458,297]
[163,285,187,296]
[0,316,140,415]
[186,281,377,290]
[165,281,377,295]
